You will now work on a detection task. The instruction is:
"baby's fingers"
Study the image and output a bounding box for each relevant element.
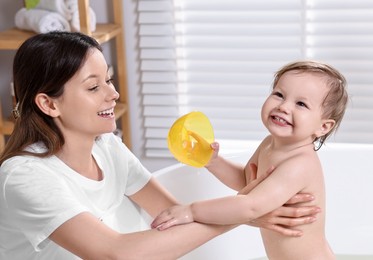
[151,212,171,229]
[151,214,184,231]
[155,218,179,231]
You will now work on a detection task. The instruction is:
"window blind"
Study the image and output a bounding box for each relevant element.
[137,0,373,158]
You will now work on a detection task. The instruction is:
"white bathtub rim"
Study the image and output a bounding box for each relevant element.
[154,141,373,177]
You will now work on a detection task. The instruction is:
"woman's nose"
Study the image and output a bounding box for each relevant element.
[106,85,120,101]
[112,89,120,101]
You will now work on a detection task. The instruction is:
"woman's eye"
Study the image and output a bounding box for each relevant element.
[106,78,114,85]
[88,78,114,91]
[88,85,99,91]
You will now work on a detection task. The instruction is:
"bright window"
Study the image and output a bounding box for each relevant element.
[137,0,373,157]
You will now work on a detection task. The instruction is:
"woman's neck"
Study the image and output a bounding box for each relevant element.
[56,136,102,181]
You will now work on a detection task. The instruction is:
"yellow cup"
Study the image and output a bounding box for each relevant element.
[168,111,214,167]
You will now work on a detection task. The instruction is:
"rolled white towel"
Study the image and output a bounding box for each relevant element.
[70,6,96,32]
[35,0,74,21]
[15,8,71,33]
[65,0,79,16]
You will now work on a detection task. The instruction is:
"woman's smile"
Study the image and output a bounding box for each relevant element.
[97,107,115,118]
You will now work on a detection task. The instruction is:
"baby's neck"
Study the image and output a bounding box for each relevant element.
[269,138,314,153]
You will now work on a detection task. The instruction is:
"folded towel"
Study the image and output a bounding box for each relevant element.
[35,0,74,21]
[15,8,71,33]
[70,6,96,32]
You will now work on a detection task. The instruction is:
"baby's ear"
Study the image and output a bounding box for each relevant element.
[34,93,60,117]
[316,119,335,137]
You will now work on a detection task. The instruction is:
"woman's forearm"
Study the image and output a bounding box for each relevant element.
[115,222,236,259]
[50,211,236,260]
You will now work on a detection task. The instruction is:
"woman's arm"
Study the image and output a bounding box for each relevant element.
[130,177,179,217]
[50,211,231,260]
[50,173,319,259]
[247,193,320,236]
[50,178,234,259]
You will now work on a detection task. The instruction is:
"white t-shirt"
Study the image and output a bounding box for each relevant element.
[0,133,152,260]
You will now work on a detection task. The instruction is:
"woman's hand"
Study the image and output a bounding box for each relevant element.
[248,194,320,236]
[239,163,321,237]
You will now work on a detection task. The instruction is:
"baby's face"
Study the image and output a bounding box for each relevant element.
[261,71,331,143]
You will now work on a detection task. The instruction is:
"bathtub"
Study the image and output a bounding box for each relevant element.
[148,142,373,260]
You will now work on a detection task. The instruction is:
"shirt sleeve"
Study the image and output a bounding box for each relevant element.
[102,133,152,196]
[1,162,88,251]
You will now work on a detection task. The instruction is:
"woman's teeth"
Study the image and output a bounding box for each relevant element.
[98,108,114,116]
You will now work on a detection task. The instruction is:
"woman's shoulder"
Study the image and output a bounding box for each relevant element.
[0,142,64,182]
[0,157,60,203]
[0,154,53,179]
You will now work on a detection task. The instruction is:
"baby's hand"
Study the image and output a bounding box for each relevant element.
[205,142,220,168]
[151,205,194,231]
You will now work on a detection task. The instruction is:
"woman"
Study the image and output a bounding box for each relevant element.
[0,31,319,259]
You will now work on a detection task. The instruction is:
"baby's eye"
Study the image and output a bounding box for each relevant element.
[296,101,308,108]
[272,91,283,98]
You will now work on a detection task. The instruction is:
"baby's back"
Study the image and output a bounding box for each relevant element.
[261,223,334,259]
[257,141,334,259]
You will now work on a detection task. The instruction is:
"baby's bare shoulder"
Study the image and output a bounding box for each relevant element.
[279,149,322,175]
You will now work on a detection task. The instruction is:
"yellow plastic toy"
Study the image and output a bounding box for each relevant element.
[167,111,214,167]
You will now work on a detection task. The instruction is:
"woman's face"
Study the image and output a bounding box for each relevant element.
[52,48,119,139]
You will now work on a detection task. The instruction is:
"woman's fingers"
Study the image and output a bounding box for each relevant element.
[285,193,315,205]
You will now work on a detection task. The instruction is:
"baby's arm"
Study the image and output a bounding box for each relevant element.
[151,168,272,230]
[153,154,310,229]
[205,142,247,191]
[206,138,266,191]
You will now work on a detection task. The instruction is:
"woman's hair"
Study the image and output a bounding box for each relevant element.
[0,31,102,165]
[272,60,349,150]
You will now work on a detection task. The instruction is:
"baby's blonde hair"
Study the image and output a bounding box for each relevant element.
[273,60,349,150]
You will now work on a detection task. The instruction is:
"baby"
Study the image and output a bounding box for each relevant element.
[151,60,348,259]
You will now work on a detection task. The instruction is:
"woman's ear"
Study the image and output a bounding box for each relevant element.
[35,93,60,117]
[316,119,336,138]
